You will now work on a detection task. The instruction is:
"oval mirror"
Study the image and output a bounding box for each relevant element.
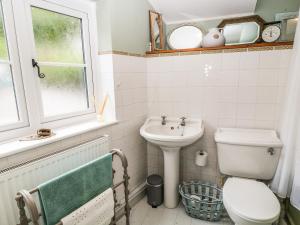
[168,25,203,50]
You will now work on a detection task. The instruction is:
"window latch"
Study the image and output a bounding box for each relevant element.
[32,59,45,79]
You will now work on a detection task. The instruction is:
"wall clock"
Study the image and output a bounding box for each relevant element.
[262,24,281,43]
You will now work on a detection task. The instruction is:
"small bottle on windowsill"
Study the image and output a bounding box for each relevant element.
[97,95,109,123]
[97,114,105,122]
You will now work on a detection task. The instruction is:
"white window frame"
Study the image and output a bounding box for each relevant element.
[25,0,96,123]
[0,0,99,142]
[0,0,29,132]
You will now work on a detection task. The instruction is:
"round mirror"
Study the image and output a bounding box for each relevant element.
[168,25,203,50]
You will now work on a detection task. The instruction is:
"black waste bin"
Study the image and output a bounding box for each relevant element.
[146,174,163,208]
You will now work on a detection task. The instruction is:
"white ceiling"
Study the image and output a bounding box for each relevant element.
[148,0,258,24]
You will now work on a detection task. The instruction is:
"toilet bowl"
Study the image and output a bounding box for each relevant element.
[223,178,280,225]
[214,128,283,225]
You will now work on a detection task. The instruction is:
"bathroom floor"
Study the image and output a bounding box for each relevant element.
[117,197,232,225]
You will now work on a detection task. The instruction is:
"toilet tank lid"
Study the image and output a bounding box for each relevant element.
[214,128,282,147]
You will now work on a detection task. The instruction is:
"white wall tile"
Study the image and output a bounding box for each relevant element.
[254,120,276,129]
[187,71,206,87]
[186,87,205,104]
[217,103,237,119]
[236,119,256,128]
[188,103,205,118]
[218,118,236,127]
[222,52,240,70]
[256,87,278,103]
[173,102,189,117]
[237,86,257,103]
[255,104,276,121]
[217,70,239,86]
[240,52,259,69]
[239,70,258,86]
[277,86,287,104]
[278,69,289,86]
[237,104,256,120]
[259,51,281,69]
[217,86,237,103]
[279,50,293,68]
[257,69,279,86]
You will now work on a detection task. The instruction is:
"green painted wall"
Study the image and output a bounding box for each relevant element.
[97,0,152,55]
[166,0,300,38]
[256,0,300,22]
[97,0,113,52]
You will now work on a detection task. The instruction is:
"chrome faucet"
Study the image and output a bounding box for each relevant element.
[180,117,186,126]
[161,115,167,125]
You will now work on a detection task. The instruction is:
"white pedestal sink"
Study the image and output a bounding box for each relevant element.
[140,117,204,208]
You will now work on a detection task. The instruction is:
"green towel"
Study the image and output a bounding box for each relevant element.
[38,153,113,225]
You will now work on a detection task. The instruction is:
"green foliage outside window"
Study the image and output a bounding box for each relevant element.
[0,6,87,88]
[40,66,86,89]
[0,5,8,60]
[31,7,85,88]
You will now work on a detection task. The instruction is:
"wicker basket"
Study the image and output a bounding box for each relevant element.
[179,181,223,221]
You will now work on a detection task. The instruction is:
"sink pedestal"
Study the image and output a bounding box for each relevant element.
[161,146,181,208]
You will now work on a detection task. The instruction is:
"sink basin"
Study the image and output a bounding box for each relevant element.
[140,117,204,208]
[140,117,204,148]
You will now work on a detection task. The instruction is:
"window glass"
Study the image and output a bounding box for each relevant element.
[0,3,19,127]
[31,7,84,64]
[31,7,90,119]
[0,3,8,60]
[0,64,19,126]
[40,66,88,117]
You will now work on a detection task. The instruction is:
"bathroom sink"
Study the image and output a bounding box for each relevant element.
[140,117,204,209]
[140,117,204,148]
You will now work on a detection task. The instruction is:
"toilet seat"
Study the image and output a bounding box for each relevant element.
[223,178,280,223]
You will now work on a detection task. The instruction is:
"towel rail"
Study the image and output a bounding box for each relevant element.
[15,149,130,225]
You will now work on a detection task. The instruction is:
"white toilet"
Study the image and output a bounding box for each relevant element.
[214,128,283,225]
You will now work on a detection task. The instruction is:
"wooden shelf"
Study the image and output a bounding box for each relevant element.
[146,41,293,55]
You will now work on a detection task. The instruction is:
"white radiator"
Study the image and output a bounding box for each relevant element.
[0,136,110,225]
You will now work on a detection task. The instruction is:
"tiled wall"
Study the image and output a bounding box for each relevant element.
[146,49,292,184]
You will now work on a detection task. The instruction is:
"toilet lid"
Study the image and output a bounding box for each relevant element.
[223,178,280,223]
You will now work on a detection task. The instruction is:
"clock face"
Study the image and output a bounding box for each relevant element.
[262,25,281,43]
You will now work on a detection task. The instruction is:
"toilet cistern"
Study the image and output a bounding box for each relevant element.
[140,117,204,208]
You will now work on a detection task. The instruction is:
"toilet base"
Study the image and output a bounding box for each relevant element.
[226,206,278,225]
[234,222,273,225]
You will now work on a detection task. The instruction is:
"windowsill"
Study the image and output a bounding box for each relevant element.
[0,120,118,159]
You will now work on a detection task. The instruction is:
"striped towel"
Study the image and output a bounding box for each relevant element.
[60,188,114,225]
